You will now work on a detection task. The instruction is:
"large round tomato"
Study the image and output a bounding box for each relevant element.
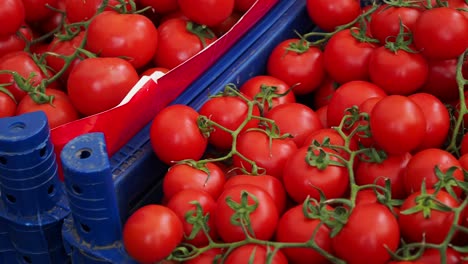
[154,18,217,69]
[356,152,411,199]
[137,0,178,14]
[369,5,422,44]
[399,189,460,244]
[0,51,48,102]
[332,203,400,264]
[368,46,429,95]
[65,0,129,22]
[16,89,79,129]
[233,129,298,178]
[198,94,260,150]
[267,38,325,95]
[0,0,25,37]
[67,57,139,116]
[306,0,361,32]
[0,91,16,118]
[123,205,184,264]
[150,105,208,165]
[224,245,288,264]
[323,29,377,84]
[177,0,234,27]
[265,102,323,147]
[275,204,332,264]
[416,248,463,264]
[327,80,386,127]
[370,95,426,155]
[419,58,460,103]
[239,75,296,115]
[86,11,158,69]
[214,184,279,242]
[413,7,468,60]
[166,189,217,246]
[403,148,464,196]
[223,174,287,214]
[162,162,225,201]
[0,25,33,62]
[22,0,58,22]
[283,147,349,203]
[408,93,450,150]
[185,248,223,264]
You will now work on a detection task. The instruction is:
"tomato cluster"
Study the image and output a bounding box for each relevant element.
[122,0,468,263]
[0,0,253,128]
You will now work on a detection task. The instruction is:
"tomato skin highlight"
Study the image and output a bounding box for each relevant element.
[122,205,184,264]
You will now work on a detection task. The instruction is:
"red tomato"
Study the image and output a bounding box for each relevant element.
[368,46,429,95]
[86,11,158,69]
[137,0,178,14]
[369,5,422,44]
[166,189,217,246]
[0,0,25,37]
[22,0,58,22]
[306,0,361,32]
[459,153,468,171]
[185,248,223,264]
[46,31,85,83]
[223,174,287,214]
[233,129,298,178]
[370,95,426,155]
[302,128,359,159]
[154,18,217,69]
[150,105,208,165]
[332,203,400,264]
[67,57,139,116]
[353,96,381,147]
[265,102,323,147]
[178,0,234,27]
[275,204,332,264]
[413,7,468,60]
[239,75,296,114]
[267,39,326,95]
[162,162,225,201]
[122,205,184,264]
[283,147,350,203]
[416,248,463,264]
[313,78,339,109]
[224,245,288,264]
[356,152,412,199]
[327,80,386,127]
[211,11,242,37]
[403,148,464,196]
[0,25,33,59]
[234,0,256,12]
[316,105,328,128]
[0,91,16,117]
[461,133,468,156]
[16,89,79,129]
[198,94,260,150]
[214,184,279,242]
[0,51,47,102]
[65,0,129,22]
[408,93,450,150]
[399,189,460,244]
[323,29,377,84]
[449,0,468,19]
[39,0,66,34]
[420,58,460,103]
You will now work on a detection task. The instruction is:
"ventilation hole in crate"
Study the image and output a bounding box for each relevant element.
[9,122,25,132]
[80,223,91,233]
[72,184,82,195]
[47,185,55,196]
[0,156,6,165]
[6,194,16,203]
[76,149,91,159]
[22,256,32,263]
[39,146,47,157]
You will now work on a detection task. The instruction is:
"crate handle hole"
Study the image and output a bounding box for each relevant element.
[0,156,6,165]
[39,147,47,157]
[6,194,16,203]
[80,223,91,233]
[76,149,92,160]
[71,185,82,195]
[47,185,55,196]
[22,256,32,263]
[9,122,26,132]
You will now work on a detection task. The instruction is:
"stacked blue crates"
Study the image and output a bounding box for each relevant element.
[0,111,70,263]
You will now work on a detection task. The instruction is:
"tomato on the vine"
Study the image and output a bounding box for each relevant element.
[67,57,139,116]
[22,0,58,22]
[0,25,33,59]
[123,205,184,264]
[177,0,234,27]
[0,91,16,118]
[224,245,288,264]
[0,0,25,37]
[419,58,461,103]
[306,0,361,32]
[267,39,326,95]
[86,11,158,69]
[214,184,279,242]
[65,0,130,23]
